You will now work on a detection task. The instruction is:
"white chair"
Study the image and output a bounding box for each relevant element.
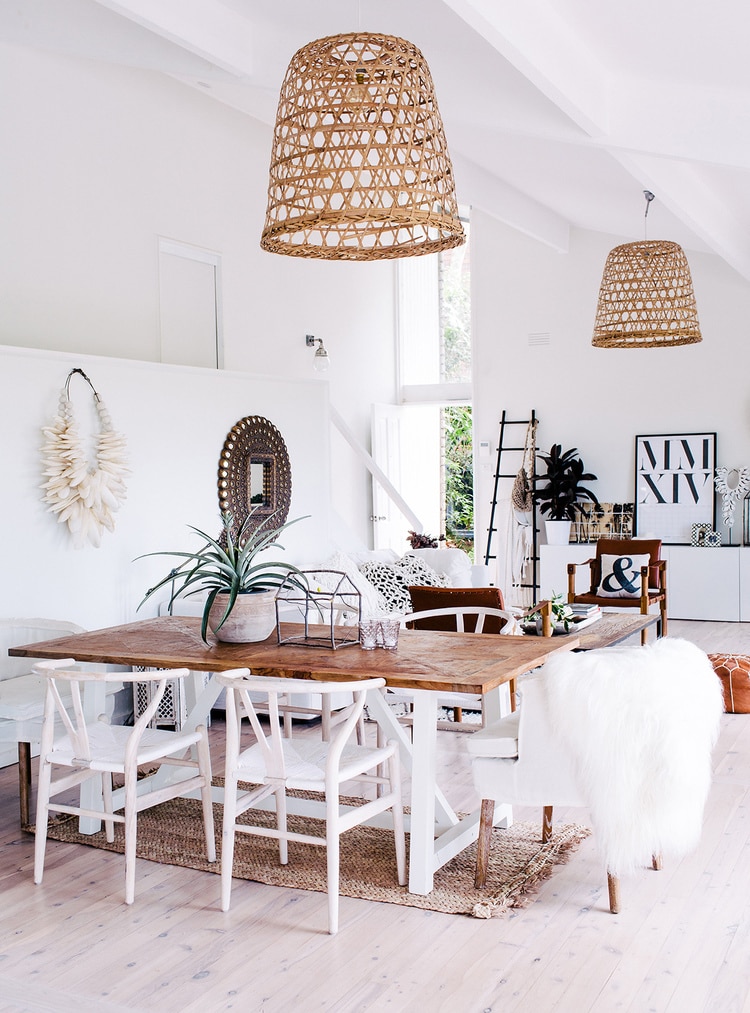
[0,618,88,825]
[33,660,216,904]
[217,669,406,934]
[395,606,521,728]
[468,638,724,912]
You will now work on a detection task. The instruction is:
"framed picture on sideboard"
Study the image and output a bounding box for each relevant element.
[634,432,716,544]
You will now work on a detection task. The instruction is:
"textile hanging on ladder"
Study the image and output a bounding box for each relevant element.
[511,418,538,513]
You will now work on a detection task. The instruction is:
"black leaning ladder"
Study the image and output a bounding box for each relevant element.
[483,409,540,602]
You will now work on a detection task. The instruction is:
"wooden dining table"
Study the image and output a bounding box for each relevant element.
[10,615,579,894]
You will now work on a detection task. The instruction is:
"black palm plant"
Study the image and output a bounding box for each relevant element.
[534,444,599,521]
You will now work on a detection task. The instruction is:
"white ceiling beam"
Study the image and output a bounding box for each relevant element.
[452,153,570,252]
[614,153,750,280]
[443,0,750,279]
[440,0,610,137]
[92,0,254,77]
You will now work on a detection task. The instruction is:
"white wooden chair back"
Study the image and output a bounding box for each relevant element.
[217,671,385,783]
[402,606,519,634]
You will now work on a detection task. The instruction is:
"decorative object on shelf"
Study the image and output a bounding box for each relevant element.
[511,418,539,513]
[634,433,716,544]
[40,367,129,549]
[535,444,599,545]
[137,510,307,643]
[592,191,702,348]
[217,415,292,544]
[691,522,713,547]
[275,570,361,649]
[744,495,750,547]
[714,467,750,543]
[260,32,464,261]
[704,530,722,547]
[570,502,633,544]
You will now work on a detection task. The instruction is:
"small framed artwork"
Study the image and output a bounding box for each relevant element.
[634,433,717,544]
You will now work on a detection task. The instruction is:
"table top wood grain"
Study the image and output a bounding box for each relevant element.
[9,616,581,696]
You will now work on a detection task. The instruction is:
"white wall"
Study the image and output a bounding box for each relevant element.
[471,210,750,568]
[0,42,396,548]
[0,345,331,631]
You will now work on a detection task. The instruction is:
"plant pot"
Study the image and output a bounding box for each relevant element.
[544,519,572,545]
[207,588,277,643]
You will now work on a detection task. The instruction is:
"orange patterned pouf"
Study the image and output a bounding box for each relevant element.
[708,654,750,713]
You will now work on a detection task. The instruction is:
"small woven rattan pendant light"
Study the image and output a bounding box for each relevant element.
[260,32,465,261]
[592,192,702,348]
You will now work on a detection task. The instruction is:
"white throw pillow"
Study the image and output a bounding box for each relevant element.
[359,556,449,614]
[597,553,651,598]
[321,552,387,615]
[407,547,472,587]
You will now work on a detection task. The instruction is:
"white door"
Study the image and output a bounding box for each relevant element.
[370,404,442,551]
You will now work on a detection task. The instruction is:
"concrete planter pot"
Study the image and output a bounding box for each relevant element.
[207,589,277,643]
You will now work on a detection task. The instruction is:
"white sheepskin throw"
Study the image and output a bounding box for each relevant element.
[543,638,724,876]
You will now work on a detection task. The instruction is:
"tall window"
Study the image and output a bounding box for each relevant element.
[393,217,473,554]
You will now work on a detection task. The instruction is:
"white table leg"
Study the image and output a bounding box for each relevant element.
[407,689,441,894]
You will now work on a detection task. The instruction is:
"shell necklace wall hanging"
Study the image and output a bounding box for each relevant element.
[714,466,750,540]
[41,368,130,548]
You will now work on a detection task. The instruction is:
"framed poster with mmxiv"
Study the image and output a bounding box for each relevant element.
[634,433,717,544]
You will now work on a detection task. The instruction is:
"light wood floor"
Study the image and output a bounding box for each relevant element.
[1,621,749,1013]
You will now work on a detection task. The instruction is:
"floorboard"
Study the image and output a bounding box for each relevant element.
[0,619,748,1011]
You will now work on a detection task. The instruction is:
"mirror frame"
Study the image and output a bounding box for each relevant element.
[217,415,292,541]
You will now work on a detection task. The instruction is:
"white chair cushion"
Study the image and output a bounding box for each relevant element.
[465,710,520,758]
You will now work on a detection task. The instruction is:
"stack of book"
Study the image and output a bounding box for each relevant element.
[570,602,602,627]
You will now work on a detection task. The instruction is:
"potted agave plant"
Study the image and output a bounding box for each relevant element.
[535,444,599,545]
[137,510,307,643]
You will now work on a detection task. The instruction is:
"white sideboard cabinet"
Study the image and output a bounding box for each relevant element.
[540,544,750,622]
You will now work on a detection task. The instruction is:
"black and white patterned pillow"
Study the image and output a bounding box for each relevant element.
[359,555,449,614]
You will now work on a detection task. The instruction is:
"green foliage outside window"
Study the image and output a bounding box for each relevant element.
[444,405,473,557]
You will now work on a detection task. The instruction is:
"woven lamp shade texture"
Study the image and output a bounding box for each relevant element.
[260,32,465,261]
[592,240,702,348]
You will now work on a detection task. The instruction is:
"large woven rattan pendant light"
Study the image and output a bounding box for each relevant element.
[592,192,702,348]
[260,32,465,261]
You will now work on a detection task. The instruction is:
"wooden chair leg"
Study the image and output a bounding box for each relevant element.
[18,742,32,829]
[652,853,663,871]
[474,799,495,889]
[453,706,463,723]
[607,872,620,913]
[542,805,554,843]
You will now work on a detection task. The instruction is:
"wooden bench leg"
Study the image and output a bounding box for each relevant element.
[18,741,32,830]
[607,871,620,913]
[652,853,663,871]
[542,805,554,843]
[474,799,495,889]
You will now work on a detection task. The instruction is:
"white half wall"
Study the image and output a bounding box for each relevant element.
[0,345,332,631]
[0,42,396,550]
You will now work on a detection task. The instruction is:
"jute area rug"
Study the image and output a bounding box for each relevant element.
[41,796,589,919]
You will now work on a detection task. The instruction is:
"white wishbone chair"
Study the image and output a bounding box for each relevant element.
[217,669,406,934]
[33,660,216,904]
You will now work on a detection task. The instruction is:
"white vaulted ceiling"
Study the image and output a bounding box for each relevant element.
[4,0,750,276]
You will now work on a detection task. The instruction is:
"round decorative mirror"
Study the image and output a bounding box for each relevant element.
[217,416,292,541]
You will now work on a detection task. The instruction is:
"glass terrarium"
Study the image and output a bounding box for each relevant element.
[275,570,361,649]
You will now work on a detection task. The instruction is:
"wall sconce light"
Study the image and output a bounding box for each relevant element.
[305,334,330,372]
